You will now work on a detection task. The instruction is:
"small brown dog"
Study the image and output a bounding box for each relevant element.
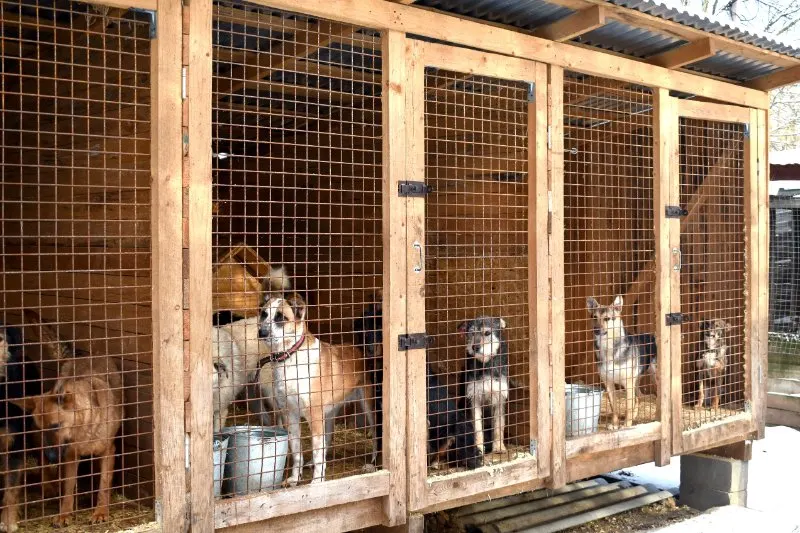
[696,318,731,410]
[257,293,377,485]
[14,315,122,527]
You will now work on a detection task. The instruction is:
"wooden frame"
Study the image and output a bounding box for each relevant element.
[152,0,186,531]
[404,41,551,514]
[172,0,770,529]
[671,98,759,456]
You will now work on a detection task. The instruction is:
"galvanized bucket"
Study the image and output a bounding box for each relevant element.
[565,384,603,437]
[221,426,289,496]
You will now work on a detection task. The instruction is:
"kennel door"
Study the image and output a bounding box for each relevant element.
[672,100,761,454]
[404,41,550,514]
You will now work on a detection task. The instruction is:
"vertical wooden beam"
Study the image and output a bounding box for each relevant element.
[669,105,683,455]
[548,65,566,489]
[381,29,408,526]
[756,108,769,439]
[530,63,551,478]
[187,0,213,531]
[744,108,757,424]
[405,38,427,513]
[152,0,186,531]
[653,88,673,466]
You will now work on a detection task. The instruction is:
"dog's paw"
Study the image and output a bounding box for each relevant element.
[606,423,619,430]
[362,463,377,474]
[0,520,19,533]
[493,443,508,454]
[90,507,109,524]
[282,476,300,488]
[52,515,72,528]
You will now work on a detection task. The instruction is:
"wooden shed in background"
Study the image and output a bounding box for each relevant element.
[0,0,796,531]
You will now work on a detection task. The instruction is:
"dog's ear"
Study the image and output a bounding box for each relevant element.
[494,318,507,330]
[287,293,307,321]
[611,295,623,313]
[90,378,111,408]
[11,395,40,413]
[586,297,599,313]
[23,310,71,360]
[264,264,291,292]
[457,321,469,335]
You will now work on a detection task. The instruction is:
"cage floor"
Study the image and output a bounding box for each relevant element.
[428,444,532,478]
[16,493,154,533]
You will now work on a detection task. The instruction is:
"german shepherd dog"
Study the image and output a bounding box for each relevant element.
[257,293,378,485]
[354,299,482,470]
[14,312,122,528]
[0,323,41,533]
[458,317,510,455]
[587,296,657,429]
[696,318,731,410]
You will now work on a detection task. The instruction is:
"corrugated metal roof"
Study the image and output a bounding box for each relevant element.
[414,0,800,82]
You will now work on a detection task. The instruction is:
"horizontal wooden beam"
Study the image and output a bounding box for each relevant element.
[747,64,800,91]
[648,37,716,69]
[533,5,606,42]
[214,5,306,32]
[253,0,769,108]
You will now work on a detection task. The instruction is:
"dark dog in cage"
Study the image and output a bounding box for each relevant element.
[458,317,510,456]
[696,318,731,410]
[258,293,378,485]
[13,312,122,528]
[211,266,292,432]
[0,322,42,533]
[587,296,658,429]
[353,302,483,470]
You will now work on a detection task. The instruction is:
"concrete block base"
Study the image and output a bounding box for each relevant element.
[680,453,749,512]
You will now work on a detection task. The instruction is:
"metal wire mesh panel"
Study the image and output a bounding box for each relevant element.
[769,193,800,386]
[0,2,154,530]
[211,3,382,495]
[563,73,657,436]
[423,68,531,474]
[679,118,746,431]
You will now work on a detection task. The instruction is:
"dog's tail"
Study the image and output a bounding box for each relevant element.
[265,265,291,292]
[22,310,72,360]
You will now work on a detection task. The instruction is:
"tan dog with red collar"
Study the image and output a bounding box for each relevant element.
[257,293,377,485]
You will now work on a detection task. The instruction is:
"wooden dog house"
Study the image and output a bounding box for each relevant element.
[0,0,791,531]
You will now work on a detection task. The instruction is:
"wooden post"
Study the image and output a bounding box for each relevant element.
[548,65,566,489]
[756,108,769,439]
[530,62,551,478]
[669,104,683,455]
[152,0,186,530]
[653,88,673,466]
[405,38,428,513]
[187,0,213,530]
[381,29,408,526]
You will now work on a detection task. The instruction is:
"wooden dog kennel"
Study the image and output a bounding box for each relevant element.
[1,0,792,531]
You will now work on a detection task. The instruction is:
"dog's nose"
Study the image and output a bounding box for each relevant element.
[472,344,481,353]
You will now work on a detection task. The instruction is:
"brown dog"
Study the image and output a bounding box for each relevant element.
[257,293,377,485]
[696,318,731,410]
[14,316,122,527]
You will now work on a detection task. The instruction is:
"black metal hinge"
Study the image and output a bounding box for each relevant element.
[398,181,432,197]
[527,82,535,102]
[665,205,688,218]
[398,333,432,351]
[665,313,685,326]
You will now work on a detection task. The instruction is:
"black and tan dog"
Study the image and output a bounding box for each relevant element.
[0,322,42,533]
[696,318,731,410]
[14,312,122,528]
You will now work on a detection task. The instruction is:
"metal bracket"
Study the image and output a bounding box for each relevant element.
[131,8,157,39]
[527,82,535,102]
[549,387,554,416]
[547,125,552,150]
[665,313,685,326]
[665,205,688,218]
[547,191,553,235]
[744,400,752,413]
[398,181,432,197]
[743,124,750,138]
[529,439,538,458]
[398,333,432,351]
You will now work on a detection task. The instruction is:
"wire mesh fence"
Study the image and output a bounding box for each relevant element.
[563,72,657,435]
[210,2,383,496]
[679,118,747,430]
[0,1,154,530]
[768,192,800,384]
[422,68,531,474]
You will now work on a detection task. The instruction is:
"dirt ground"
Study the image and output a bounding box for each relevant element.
[425,498,699,533]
